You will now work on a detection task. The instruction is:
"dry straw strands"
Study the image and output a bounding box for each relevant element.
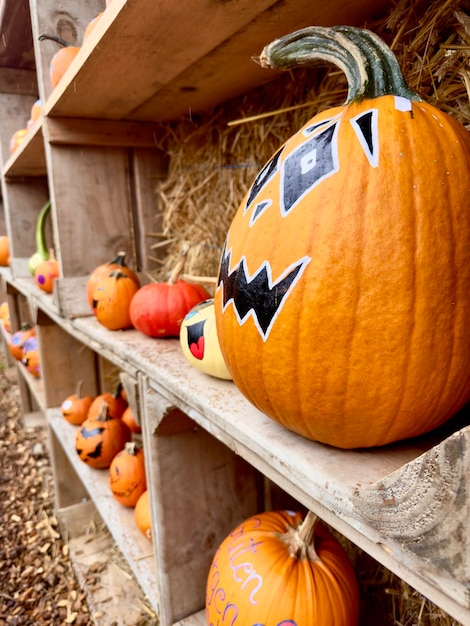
[151,0,470,285]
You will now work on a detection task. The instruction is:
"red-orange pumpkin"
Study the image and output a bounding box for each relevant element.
[86,251,140,311]
[215,26,470,449]
[61,381,94,425]
[134,490,152,541]
[76,405,132,469]
[92,270,140,330]
[206,510,359,625]
[109,441,147,507]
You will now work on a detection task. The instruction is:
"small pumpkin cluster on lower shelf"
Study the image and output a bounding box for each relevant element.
[7,323,41,378]
[8,98,43,155]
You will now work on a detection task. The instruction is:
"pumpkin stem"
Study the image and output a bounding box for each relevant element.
[281,510,320,561]
[98,403,110,421]
[76,379,84,399]
[38,33,75,48]
[111,251,130,267]
[168,243,190,285]
[258,26,420,103]
[124,441,138,455]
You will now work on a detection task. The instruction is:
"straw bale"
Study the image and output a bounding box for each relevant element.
[151,0,470,285]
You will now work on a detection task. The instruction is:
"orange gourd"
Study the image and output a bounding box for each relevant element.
[92,270,140,330]
[0,236,10,266]
[134,490,152,541]
[86,251,140,311]
[206,510,359,625]
[215,26,470,449]
[0,302,10,333]
[83,13,103,45]
[109,441,147,507]
[61,381,94,425]
[76,404,132,469]
[35,250,59,293]
[87,385,127,421]
[121,405,141,434]
[22,336,41,378]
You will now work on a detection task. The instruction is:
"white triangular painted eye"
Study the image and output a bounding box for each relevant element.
[350,109,379,167]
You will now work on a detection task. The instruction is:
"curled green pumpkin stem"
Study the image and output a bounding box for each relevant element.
[258,25,421,103]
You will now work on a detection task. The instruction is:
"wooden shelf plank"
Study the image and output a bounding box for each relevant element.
[2,119,46,178]
[173,610,206,626]
[44,0,393,123]
[9,273,470,625]
[48,407,160,613]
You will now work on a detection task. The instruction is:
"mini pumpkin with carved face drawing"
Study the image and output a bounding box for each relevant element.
[179,299,231,380]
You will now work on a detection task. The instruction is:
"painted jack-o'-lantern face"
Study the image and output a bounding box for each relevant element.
[180,299,232,380]
[214,26,470,449]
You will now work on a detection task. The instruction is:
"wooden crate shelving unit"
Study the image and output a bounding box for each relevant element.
[1,1,469,625]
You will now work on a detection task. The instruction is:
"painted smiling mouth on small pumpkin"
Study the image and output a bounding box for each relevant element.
[185,320,206,360]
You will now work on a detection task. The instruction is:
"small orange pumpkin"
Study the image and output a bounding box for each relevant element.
[38,34,80,88]
[92,270,139,330]
[22,336,41,378]
[76,404,132,469]
[121,405,141,434]
[61,380,94,425]
[35,250,59,293]
[134,490,152,541]
[9,129,28,154]
[83,13,103,45]
[0,237,9,266]
[30,99,43,124]
[87,384,128,421]
[109,441,147,507]
[0,302,10,333]
[9,324,36,361]
[206,510,359,626]
[86,251,140,311]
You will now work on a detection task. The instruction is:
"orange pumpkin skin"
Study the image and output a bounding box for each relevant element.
[22,338,41,378]
[87,389,127,421]
[50,46,80,88]
[9,129,28,154]
[121,405,141,434]
[61,382,94,425]
[76,409,132,469]
[206,510,359,626]
[0,237,10,266]
[92,271,139,330]
[86,252,140,311]
[215,28,470,449]
[134,490,152,541]
[35,256,59,293]
[109,442,147,507]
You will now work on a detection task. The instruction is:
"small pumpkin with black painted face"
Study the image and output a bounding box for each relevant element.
[92,270,139,330]
[215,26,470,449]
[75,404,132,469]
[179,299,231,380]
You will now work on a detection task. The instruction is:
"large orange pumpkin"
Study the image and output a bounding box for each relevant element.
[214,26,470,449]
[206,510,359,625]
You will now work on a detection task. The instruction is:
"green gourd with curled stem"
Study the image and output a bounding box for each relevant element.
[28,200,51,276]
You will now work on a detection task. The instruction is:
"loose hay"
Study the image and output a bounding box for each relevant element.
[150,2,469,624]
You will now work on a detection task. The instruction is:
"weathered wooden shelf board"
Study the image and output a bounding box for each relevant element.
[44,0,392,123]
[15,361,46,411]
[2,119,46,179]
[10,275,470,624]
[47,407,160,614]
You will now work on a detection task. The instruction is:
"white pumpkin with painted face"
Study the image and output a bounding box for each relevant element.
[179,299,232,380]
